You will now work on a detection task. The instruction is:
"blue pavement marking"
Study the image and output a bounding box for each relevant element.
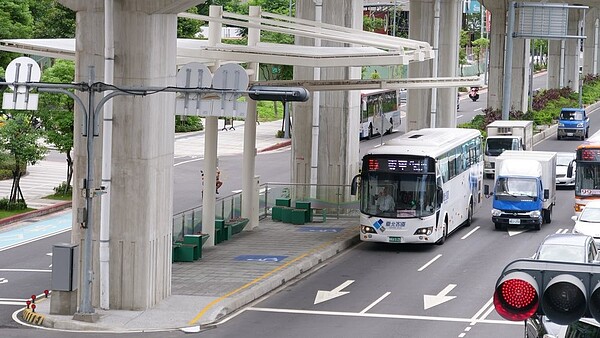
[234,255,288,262]
[297,226,342,233]
[0,212,72,251]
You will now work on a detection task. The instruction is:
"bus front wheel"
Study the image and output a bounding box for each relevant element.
[465,201,473,227]
[436,220,448,245]
[368,124,374,139]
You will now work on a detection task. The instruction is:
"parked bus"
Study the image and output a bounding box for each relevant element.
[359,89,402,139]
[573,130,600,213]
[351,128,484,244]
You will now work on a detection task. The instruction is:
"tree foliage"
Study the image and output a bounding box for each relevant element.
[37,59,75,192]
[0,113,47,205]
[178,6,202,38]
[27,0,75,38]
[0,0,34,68]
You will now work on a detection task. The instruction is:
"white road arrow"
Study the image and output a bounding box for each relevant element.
[0,278,7,284]
[508,229,527,237]
[423,284,457,310]
[314,280,354,305]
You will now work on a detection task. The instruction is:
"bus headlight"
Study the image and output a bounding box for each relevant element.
[414,227,433,235]
[492,208,502,217]
[361,225,377,234]
[530,210,541,218]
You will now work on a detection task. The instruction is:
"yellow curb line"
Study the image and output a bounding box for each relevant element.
[188,229,358,325]
[22,308,45,326]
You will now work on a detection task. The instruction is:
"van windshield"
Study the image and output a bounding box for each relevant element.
[486,138,520,156]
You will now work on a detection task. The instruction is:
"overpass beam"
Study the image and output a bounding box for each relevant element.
[583,7,599,76]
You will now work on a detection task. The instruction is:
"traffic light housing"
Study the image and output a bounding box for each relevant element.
[494,259,600,325]
[248,85,309,102]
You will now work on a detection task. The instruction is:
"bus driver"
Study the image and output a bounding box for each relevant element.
[376,187,395,213]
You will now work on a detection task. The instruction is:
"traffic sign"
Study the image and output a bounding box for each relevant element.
[3,56,40,110]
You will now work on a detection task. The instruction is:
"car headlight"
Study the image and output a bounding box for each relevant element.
[530,210,541,218]
[361,225,377,234]
[414,227,433,235]
[577,123,584,128]
[558,122,564,127]
[491,209,502,216]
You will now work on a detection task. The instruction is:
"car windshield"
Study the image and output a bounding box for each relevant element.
[557,153,575,166]
[580,206,600,223]
[560,110,584,120]
[537,244,585,263]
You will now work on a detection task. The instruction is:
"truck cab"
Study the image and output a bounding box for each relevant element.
[484,120,534,178]
[557,107,589,140]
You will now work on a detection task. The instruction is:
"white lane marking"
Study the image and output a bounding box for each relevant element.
[418,254,442,272]
[456,115,463,119]
[556,228,570,234]
[360,292,391,314]
[174,157,203,167]
[461,226,480,240]
[475,108,482,111]
[0,301,26,306]
[0,298,28,302]
[470,298,494,325]
[246,307,522,325]
[0,278,7,284]
[0,228,71,252]
[0,269,51,273]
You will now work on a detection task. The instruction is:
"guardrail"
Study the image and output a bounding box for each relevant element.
[172,182,359,242]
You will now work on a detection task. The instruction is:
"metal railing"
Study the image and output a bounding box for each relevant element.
[172,182,359,242]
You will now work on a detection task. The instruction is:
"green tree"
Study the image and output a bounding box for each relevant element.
[0,0,34,68]
[178,6,202,38]
[471,37,489,76]
[37,59,75,193]
[27,0,75,38]
[0,112,47,205]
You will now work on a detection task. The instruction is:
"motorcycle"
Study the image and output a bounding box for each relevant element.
[469,86,480,102]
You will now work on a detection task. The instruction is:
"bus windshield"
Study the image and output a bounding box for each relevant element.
[576,162,600,196]
[360,171,437,218]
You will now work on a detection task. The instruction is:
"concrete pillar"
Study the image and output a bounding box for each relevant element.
[484,2,507,110]
[583,8,599,76]
[293,0,360,195]
[509,33,529,113]
[564,9,582,92]
[548,39,561,88]
[407,0,460,129]
[57,0,197,311]
[436,0,461,128]
[407,0,434,131]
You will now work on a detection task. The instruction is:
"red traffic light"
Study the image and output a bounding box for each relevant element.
[494,272,539,321]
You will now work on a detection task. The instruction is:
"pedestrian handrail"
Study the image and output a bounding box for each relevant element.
[172,182,359,242]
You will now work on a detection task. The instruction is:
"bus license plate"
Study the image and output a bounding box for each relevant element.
[509,219,521,225]
[389,237,403,243]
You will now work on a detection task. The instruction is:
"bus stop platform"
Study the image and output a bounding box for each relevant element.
[28,213,360,332]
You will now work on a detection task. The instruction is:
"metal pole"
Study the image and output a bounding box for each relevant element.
[79,66,96,314]
[502,1,516,120]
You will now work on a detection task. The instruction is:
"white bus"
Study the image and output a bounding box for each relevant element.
[351,128,484,244]
[359,89,402,139]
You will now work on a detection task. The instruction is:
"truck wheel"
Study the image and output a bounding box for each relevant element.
[494,222,504,231]
[368,124,374,139]
[557,134,561,140]
[533,221,541,230]
[543,208,552,224]
[581,134,585,141]
[586,128,590,138]
[387,118,393,134]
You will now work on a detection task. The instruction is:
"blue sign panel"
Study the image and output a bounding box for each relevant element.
[234,255,288,262]
[464,0,481,14]
[297,227,343,233]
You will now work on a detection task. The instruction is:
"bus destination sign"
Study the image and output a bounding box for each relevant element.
[580,149,600,162]
[366,157,432,173]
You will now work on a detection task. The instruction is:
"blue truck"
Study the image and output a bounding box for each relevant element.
[484,151,556,231]
[557,107,589,140]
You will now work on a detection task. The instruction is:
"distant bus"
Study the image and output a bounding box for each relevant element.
[351,128,484,244]
[359,89,402,139]
[574,130,600,213]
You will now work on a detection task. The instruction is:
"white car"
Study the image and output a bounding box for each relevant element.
[555,152,576,188]
[572,200,600,246]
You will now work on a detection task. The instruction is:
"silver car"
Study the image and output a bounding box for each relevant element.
[555,152,576,188]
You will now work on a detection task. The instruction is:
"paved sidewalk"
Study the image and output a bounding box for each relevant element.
[26,211,359,332]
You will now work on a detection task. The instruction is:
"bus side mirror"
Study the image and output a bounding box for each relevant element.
[484,184,490,196]
[350,174,360,196]
[436,188,443,204]
[567,160,575,177]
